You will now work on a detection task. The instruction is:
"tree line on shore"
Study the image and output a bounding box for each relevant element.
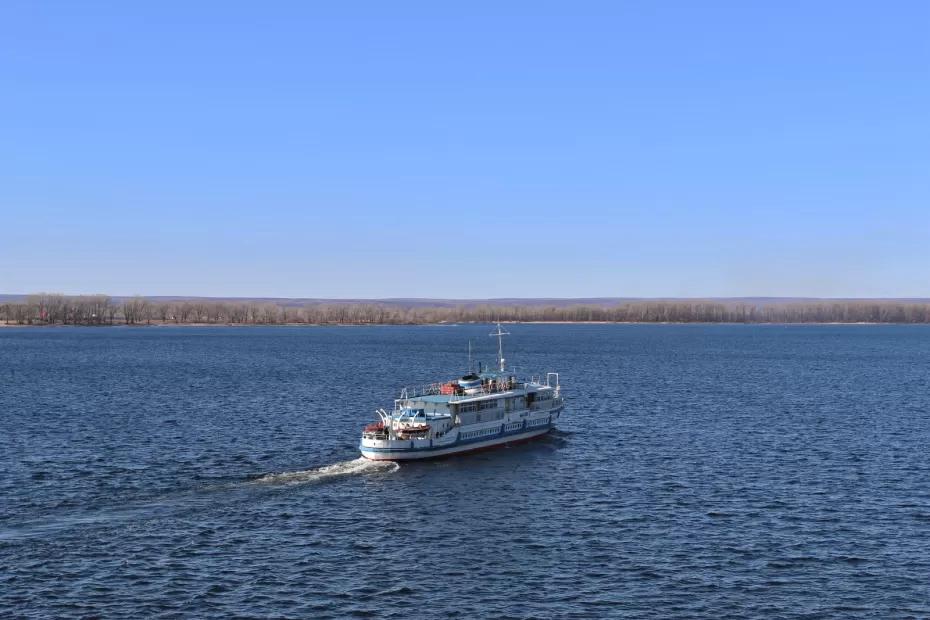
[3,293,930,325]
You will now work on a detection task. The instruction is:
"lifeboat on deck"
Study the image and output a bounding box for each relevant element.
[396,424,431,437]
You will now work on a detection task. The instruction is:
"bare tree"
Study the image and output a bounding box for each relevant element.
[8,295,930,326]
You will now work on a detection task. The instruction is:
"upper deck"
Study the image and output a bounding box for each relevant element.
[397,371,556,402]
[394,370,561,421]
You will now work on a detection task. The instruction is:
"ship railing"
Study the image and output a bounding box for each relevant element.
[400,379,563,404]
[398,380,521,403]
[445,381,522,401]
[398,383,444,400]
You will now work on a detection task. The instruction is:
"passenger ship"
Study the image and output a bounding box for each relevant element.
[359,325,563,461]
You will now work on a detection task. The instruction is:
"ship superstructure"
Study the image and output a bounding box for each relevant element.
[359,325,563,461]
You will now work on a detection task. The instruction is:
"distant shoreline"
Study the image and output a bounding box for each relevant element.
[1,320,922,328]
[5,294,930,326]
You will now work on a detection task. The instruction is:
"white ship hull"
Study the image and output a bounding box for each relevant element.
[361,407,562,461]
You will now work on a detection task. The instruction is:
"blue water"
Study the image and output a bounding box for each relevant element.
[2,324,930,618]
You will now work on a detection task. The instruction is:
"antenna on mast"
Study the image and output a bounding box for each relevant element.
[467,339,472,373]
[490,322,510,372]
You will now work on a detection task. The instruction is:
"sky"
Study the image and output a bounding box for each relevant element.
[1,1,928,298]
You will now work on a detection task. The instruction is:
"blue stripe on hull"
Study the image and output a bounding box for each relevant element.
[360,426,553,460]
[360,416,558,456]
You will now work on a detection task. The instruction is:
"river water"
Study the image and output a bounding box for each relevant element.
[2,324,929,618]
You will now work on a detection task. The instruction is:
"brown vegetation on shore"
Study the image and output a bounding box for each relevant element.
[3,293,930,326]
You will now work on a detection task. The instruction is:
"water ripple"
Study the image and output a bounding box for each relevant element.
[2,324,930,618]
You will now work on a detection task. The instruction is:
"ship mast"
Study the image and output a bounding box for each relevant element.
[490,322,510,372]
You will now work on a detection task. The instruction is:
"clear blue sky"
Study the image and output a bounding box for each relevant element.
[2,1,928,298]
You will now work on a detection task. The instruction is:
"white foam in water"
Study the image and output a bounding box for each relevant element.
[256,457,399,485]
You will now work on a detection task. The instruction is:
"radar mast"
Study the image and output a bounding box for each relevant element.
[490,322,510,372]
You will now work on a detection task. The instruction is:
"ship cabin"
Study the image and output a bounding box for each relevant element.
[393,370,560,429]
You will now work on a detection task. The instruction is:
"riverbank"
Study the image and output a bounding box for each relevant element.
[6,295,930,325]
[1,320,920,328]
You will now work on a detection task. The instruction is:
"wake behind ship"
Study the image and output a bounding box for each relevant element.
[360,325,564,461]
